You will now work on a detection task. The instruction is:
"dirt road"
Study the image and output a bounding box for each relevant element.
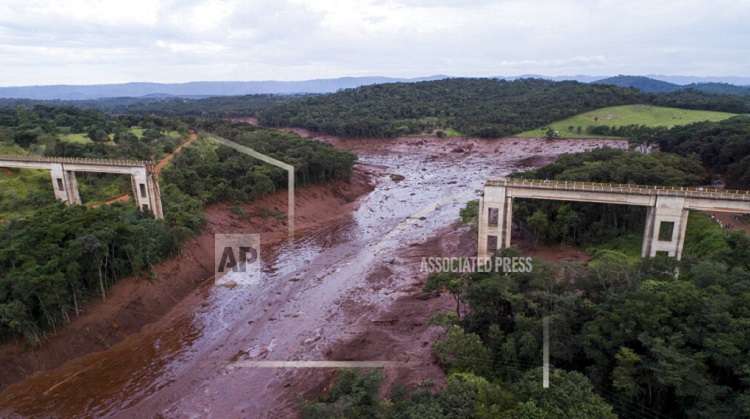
[0,134,626,418]
[91,132,199,207]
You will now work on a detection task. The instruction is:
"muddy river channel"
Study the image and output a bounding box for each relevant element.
[0,135,626,418]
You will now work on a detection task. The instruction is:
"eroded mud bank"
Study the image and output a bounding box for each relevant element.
[0,133,626,418]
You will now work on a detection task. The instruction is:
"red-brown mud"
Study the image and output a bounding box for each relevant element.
[0,131,626,418]
[0,168,374,392]
[708,211,750,234]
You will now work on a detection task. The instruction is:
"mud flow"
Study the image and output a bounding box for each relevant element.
[0,136,626,418]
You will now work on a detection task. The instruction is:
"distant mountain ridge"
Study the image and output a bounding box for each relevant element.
[682,82,750,96]
[1,74,749,100]
[593,76,681,93]
[593,75,750,95]
[0,76,449,100]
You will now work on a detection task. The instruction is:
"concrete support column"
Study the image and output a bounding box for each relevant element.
[478,185,511,260]
[130,168,164,219]
[641,206,655,258]
[147,171,164,220]
[675,208,690,260]
[642,196,689,260]
[503,196,513,248]
[66,169,81,205]
[49,164,81,205]
[477,197,489,260]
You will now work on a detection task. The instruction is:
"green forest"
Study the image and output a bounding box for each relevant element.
[306,230,750,418]
[648,116,750,189]
[162,121,356,205]
[86,94,292,117]
[511,148,708,249]
[258,78,644,138]
[589,116,750,189]
[4,78,748,142]
[0,105,190,220]
[254,78,750,138]
[0,104,189,158]
[0,108,356,343]
[305,149,750,419]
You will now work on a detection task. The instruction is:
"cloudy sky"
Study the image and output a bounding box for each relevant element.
[0,0,748,86]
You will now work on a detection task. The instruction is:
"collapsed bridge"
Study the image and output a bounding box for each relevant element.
[0,155,163,219]
[479,178,750,261]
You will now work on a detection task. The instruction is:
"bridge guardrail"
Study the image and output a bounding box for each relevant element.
[487,177,750,201]
[0,155,153,167]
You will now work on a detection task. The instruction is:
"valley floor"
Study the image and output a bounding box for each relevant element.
[0,133,627,418]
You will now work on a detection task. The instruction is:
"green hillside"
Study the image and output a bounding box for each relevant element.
[519,104,737,138]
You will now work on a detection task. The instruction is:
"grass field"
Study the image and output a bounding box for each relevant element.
[59,133,93,144]
[0,169,56,221]
[59,128,181,144]
[443,128,464,137]
[0,169,132,221]
[585,211,725,262]
[129,127,144,138]
[518,104,737,138]
[0,144,27,155]
[587,232,643,261]
[78,173,131,204]
[128,127,181,139]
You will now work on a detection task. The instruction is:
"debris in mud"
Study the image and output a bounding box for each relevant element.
[515,155,554,168]
[371,318,399,325]
[0,135,630,417]
[230,350,249,362]
[303,336,321,345]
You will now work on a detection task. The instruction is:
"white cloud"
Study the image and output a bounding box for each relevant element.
[155,40,227,54]
[0,0,748,85]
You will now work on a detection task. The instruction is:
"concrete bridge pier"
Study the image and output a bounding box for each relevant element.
[478,178,750,262]
[0,155,165,219]
[130,168,164,219]
[641,196,689,260]
[478,185,512,258]
[50,164,81,205]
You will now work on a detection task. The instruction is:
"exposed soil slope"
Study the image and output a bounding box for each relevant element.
[0,167,374,391]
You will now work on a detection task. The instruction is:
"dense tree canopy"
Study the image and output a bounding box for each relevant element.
[0,104,189,161]
[580,116,750,190]
[255,78,750,138]
[0,110,357,344]
[512,148,708,246]
[162,121,356,204]
[0,204,178,343]
[648,116,750,189]
[304,148,750,418]
[258,78,646,138]
[306,206,750,418]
